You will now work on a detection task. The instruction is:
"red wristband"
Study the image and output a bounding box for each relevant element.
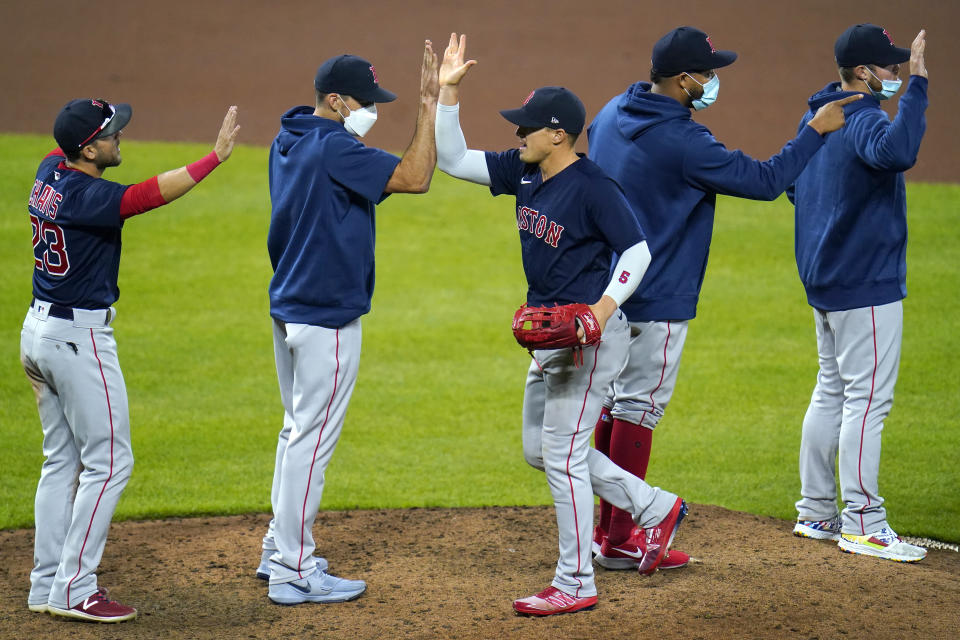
[186,151,221,182]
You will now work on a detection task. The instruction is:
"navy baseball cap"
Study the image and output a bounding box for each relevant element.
[314,54,397,103]
[835,24,910,67]
[53,98,132,151]
[651,26,737,76]
[499,86,586,135]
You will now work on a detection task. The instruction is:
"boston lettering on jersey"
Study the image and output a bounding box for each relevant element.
[516,205,564,248]
[484,148,645,307]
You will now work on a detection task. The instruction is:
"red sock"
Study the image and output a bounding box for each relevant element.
[607,419,654,545]
[593,407,613,533]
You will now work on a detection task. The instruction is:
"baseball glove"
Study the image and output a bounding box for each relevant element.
[511,303,602,360]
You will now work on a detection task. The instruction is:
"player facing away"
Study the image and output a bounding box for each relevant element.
[788,24,929,562]
[260,43,440,605]
[586,26,860,570]
[20,100,240,622]
[435,33,687,616]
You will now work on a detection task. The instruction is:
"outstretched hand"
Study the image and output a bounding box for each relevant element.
[439,32,477,106]
[214,106,240,162]
[420,40,440,102]
[440,32,477,87]
[806,94,862,135]
[910,29,927,78]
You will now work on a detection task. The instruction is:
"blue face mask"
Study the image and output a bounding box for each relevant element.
[865,67,902,100]
[683,73,719,111]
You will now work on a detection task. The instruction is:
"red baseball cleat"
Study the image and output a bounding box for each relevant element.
[592,524,607,556]
[659,548,690,570]
[513,586,598,616]
[48,588,137,623]
[637,498,688,575]
[596,526,691,570]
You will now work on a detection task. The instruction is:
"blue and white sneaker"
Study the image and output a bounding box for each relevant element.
[793,516,841,541]
[257,549,328,580]
[268,566,366,605]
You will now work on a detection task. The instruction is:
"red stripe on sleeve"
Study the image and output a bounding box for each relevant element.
[119,175,168,219]
[44,148,66,159]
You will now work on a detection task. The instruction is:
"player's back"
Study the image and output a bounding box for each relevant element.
[28,151,127,309]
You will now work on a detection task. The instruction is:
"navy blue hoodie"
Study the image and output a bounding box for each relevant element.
[268,106,399,328]
[588,82,824,321]
[787,77,928,311]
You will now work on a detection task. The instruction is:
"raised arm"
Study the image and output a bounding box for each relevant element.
[384,40,440,194]
[120,106,240,218]
[850,30,928,172]
[156,106,240,202]
[435,32,491,184]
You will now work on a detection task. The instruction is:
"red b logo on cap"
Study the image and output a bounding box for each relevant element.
[882,28,895,45]
[369,65,379,84]
[705,35,717,53]
[522,90,535,106]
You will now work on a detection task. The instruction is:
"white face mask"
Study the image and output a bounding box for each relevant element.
[336,98,378,137]
[864,67,902,100]
[683,73,720,111]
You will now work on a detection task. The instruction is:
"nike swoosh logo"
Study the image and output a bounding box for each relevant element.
[614,547,644,559]
[288,581,311,594]
[520,178,533,184]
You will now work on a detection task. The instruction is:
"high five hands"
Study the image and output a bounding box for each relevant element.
[439,33,478,105]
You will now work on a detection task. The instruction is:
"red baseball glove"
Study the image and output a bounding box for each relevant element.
[511,303,602,353]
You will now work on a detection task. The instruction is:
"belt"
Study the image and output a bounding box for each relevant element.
[31,298,110,323]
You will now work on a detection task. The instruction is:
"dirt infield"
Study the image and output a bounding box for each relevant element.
[1,1,957,182]
[1,505,957,639]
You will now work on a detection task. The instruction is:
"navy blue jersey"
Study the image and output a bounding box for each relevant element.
[485,150,644,306]
[268,107,400,328]
[28,151,128,309]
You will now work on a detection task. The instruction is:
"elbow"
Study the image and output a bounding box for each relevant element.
[412,177,432,194]
[393,174,433,194]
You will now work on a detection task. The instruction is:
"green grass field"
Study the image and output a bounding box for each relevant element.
[1,134,958,541]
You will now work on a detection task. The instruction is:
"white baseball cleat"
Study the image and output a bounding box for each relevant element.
[268,566,366,605]
[838,527,927,562]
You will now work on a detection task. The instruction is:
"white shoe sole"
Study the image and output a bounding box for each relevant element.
[28,603,49,613]
[268,584,366,605]
[794,523,841,541]
[48,605,137,622]
[595,554,640,570]
[838,538,927,562]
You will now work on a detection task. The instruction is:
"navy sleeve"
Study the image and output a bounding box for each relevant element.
[484,149,524,196]
[786,111,814,205]
[589,178,645,254]
[65,179,126,227]
[324,133,401,203]
[846,76,928,172]
[682,124,825,201]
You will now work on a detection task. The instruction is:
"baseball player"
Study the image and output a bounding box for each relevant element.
[586,26,859,570]
[435,33,687,616]
[259,43,440,605]
[788,25,929,562]
[21,99,240,622]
